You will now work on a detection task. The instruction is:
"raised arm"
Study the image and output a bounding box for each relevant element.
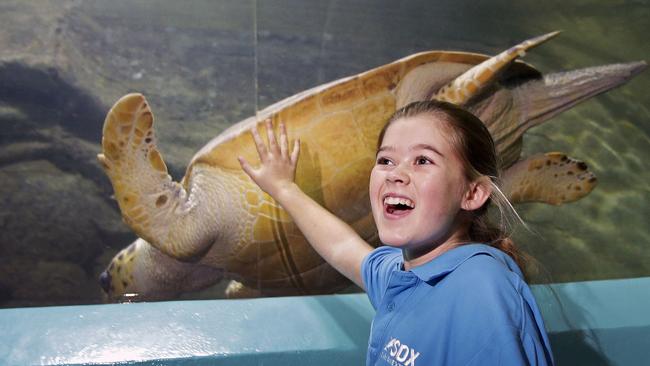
[238,120,373,289]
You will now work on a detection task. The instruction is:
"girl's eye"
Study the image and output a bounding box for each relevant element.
[415,156,433,165]
[376,157,392,165]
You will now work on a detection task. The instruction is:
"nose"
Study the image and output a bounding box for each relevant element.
[387,164,410,184]
[99,271,112,293]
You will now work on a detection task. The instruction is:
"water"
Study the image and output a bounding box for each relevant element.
[0,0,647,307]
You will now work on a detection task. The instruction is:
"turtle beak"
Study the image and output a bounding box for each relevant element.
[99,270,112,294]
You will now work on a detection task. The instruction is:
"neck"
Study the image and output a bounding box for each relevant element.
[402,229,470,271]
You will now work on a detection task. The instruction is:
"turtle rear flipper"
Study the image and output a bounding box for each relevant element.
[482,61,647,167]
[98,93,212,260]
[518,62,646,130]
[502,152,597,205]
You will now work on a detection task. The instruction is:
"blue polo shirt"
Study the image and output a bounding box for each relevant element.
[362,244,554,366]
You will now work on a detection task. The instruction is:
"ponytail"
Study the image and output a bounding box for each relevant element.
[468,213,529,280]
[469,179,531,279]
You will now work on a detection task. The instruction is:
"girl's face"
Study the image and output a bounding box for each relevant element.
[369,114,471,254]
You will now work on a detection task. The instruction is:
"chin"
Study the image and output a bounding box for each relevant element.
[377,231,410,248]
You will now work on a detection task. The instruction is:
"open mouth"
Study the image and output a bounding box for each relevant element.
[384,196,415,215]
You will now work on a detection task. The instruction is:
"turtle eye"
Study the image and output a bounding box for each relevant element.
[99,271,111,293]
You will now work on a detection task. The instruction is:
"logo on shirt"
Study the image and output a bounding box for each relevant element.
[381,338,420,366]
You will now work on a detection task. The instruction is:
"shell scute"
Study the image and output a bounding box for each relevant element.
[251,214,277,244]
[353,93,396,144]
[359,62,402,97]
[276,94,321,131]
[318,76,364,113]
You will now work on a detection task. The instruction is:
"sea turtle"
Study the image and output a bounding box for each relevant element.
[97,32,646,301]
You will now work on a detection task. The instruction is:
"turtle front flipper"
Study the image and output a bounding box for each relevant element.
[97,93,212,260]
[434,31,560,105]
[502,152,597,205]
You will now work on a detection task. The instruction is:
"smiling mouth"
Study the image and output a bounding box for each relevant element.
[384,196,415,215]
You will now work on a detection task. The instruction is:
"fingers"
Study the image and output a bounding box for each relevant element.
[237,156,254,178]
[249,118,298,168]
[251,127,267,161]
[291,139,300,167]
[265,119,279,154]
[251,119,294,157]
[279,122,288,157]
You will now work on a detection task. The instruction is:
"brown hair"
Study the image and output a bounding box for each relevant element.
[379,100,529,275]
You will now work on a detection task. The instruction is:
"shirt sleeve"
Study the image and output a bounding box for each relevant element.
[520,296,555,365]
[456,255,554,366]
[464,324,552,366]
[464,326,528,366]
[361,246,402,310]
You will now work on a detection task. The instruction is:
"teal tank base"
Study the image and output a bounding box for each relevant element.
[1,277,649,365]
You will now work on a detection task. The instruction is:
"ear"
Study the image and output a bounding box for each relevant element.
[461,176,492,211]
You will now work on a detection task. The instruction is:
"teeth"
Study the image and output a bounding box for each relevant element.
[384,196,414,208]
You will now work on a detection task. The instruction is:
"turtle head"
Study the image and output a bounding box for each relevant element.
[99,238,225,302]
[99,238,148,302]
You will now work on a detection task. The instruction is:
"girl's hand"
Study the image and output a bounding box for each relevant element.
[240,119,370,288]
[238,119,300,200]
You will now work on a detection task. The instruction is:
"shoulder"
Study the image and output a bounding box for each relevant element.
[361,246,402,308]
[362,246,402,273]
[450,255,555,365]
[433,246,554,365]
[455,251,523,296]
[445,251,527,326]
[455,251,522,286]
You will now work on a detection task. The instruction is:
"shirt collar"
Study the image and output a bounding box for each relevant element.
[409,243,523,282]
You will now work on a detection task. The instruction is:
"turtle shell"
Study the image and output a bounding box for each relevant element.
[185,51,540,295]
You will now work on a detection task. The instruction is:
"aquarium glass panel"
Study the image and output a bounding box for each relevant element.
[0,0,647,307]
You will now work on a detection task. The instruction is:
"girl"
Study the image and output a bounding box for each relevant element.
[238,100,554,365]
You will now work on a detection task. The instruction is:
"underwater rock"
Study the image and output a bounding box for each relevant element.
[0,257,99,307]
[0,159,130,307]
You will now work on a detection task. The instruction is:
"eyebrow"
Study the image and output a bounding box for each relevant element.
[377,144,445,158]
